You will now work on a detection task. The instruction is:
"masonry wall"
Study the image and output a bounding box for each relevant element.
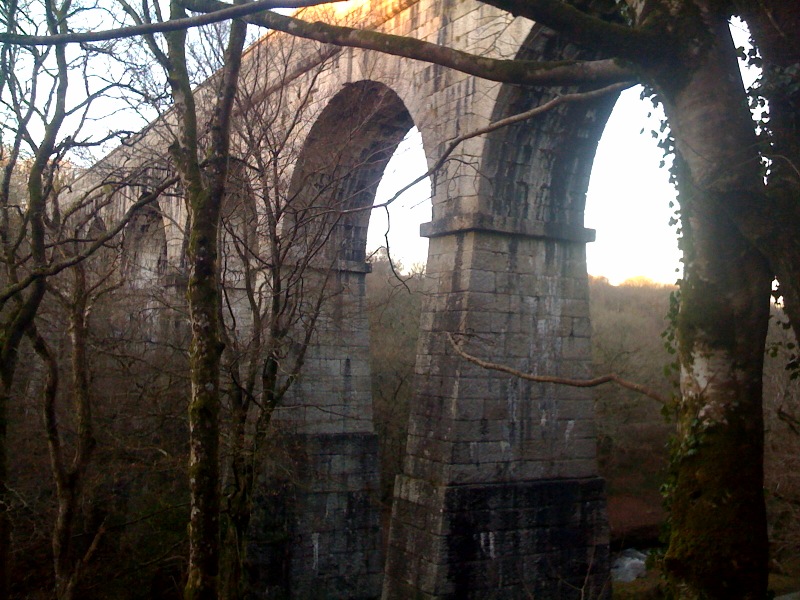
[80,0,614,595]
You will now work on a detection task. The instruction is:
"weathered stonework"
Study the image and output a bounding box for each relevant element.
[385,476,609,599]
[381,216,610,597]
[80,0,619,596]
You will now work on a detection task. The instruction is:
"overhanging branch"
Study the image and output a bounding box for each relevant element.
[446,332,668,404]
[481,0,665,64]
[0,0,339,45]
[368,81,632,213]
[185,0,636,86]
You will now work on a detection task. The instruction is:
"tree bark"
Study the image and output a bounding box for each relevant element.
[664,158,771,599]
[652,6,772,597]
[161,3,247,597]
[734,0,800,342]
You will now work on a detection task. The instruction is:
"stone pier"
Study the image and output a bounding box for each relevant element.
[382,218,610,599]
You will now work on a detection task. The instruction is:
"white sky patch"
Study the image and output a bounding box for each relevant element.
[585,85,682,286]
[368,127,431,271]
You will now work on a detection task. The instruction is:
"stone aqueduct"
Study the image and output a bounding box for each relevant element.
[85,0,621,596]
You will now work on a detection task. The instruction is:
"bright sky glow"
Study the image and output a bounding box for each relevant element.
[584,86,681,285]
[368,128,431,271]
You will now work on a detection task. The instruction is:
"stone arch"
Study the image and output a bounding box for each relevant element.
[86,214,107,237]
[276,80,421,432]
[479,25,619,226]
[121,200,168,291]
[219,166,259,337]
[118,200,169,343]
[286,79,416,265]
[259,79,425,599]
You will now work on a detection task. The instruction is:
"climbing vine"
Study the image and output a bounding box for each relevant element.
[736,27,800,382]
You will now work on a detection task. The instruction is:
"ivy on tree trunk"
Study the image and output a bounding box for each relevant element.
[654,7,772,597]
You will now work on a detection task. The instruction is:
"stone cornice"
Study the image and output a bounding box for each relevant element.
[420,213,596,243]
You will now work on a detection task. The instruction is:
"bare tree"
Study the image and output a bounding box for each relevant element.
[113,0,249,595]
[214,39,427,596]
[0,5,128,597]
[29,227,115,600]
[0,2,187,595]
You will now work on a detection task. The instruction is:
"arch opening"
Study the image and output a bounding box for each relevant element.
[585,86,681,286]
[121,201,167,291]
[287,80,417,267]
[117,199,169,344]
[219,168,260,339]
[367,126,432,271]
[253,78,431,598]
[365,125,432,513]
[480,26,619,226]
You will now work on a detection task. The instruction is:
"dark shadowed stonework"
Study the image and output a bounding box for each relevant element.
[384,476,610,599]
[251,433,383,599]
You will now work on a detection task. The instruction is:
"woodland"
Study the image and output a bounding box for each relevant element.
[1,0,799,599]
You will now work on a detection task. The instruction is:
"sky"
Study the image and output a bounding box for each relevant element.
[584,88,681,285]
[367,20,757,285]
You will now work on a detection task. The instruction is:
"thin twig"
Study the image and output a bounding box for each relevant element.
[446,332,667,405]
[0,0,340,46]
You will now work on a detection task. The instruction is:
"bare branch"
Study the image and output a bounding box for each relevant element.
[0,178,178,304]
[185,0,636,86]
[446,332,668,405]
[481,0,666,63]
[0,0,341,46]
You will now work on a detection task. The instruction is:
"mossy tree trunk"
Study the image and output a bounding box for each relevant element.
[734,0,800,342]
[0,2,68,593]
[160,3,247,598]
[652,6,772,598]
[663,158,771,599]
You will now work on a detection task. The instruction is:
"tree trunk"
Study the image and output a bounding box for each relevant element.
[0,140,53,600]
[654,7,772,598]
[161,4,247,596]
[50,264,97,600]
[664,160,771,599]
[185,189,225,599]
[734,0,800,341]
